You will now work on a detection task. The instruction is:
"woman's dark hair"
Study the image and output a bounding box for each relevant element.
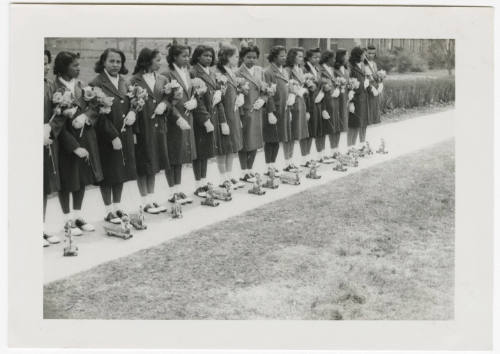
[367,44,376,50]
[216,45,237,74]
[44,49,51,63]
[132,48,160,75]
[334,48,347,69]
[53,51,79,76]
[319,50,335,66]
[305,47,321,63]
[190,45,215,67]
[267,45,286,63]
[349,46,363,66]
[166,43,191,70]
[285,47,305,68]
[95,48,129,75]
[240,45,260,60]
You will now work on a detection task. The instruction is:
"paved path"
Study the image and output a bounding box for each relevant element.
[44,109,454,284]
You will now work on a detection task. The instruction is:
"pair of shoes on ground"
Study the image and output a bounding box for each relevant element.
[240,173,256,183]
[168,192,193,205]
[66,218,95,237]
[263,167,281,177]
[283,164,302,173]
[104,209,131,223]
[219,179,245,190]
[43,232,61,247]
[194,185,209,198]
[142,203,168,215]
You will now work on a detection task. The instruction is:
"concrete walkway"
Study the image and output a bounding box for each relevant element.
[44,109,454,284]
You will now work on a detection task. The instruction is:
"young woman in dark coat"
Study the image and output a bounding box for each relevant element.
[263,45,290,175]
[334,48,350,150]
[303,47,324,165]
[189,45,222,197]
[284,47,309,172]
[43,49,62,246]
[162,43,197,203]
[91,48,138,222]
[55,51,103,235]
[347,46,370,146]
[129,48,172,213]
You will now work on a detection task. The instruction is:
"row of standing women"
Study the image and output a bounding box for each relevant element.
[43,43,382,245]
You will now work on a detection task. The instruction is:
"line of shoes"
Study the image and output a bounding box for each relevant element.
[43,217,94,247]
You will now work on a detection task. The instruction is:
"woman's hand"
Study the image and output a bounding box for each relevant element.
[286,93,296,106]
[268,112,277,125]
[306,112,311,121]
[349,102,355,113]
[176,117,191,130]
[322,110,330,120]
[348,90,355,101]
[378,83,384,93]
[72,113,87,129]
[314,90,325,103]
[44,124,52,145]
[332,88,340,98]
[154,102,167,116]
[63,106,78,118]
[73,147,89,158]
[235,93,245,108]
[252,97,265,111]
[184,97,197,111]
[364,78,369,89]
[125,111,136,125]
[112,137,122,150]
[220,122,230,135]
[212,90,222,107]
[204,120,215,133]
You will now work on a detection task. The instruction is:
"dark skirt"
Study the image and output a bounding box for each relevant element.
[367,93,381,125]
[43,143,60,195]
[291,95,309,140]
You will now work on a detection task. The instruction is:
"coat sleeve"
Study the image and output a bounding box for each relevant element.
[193,92,210,126]
[58,123,80,153]
[264,70,276,115]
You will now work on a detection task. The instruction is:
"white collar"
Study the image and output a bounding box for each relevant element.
[322,64,333,75]
[245,65,255,76]
[104,69,119,88]
[307,62,318,76]
[58,77,76,91]
[199,64,210,75]
[173,63,187,75]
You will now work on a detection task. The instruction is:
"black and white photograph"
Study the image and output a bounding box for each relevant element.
[6,2,494,351]
[42,36,456,320]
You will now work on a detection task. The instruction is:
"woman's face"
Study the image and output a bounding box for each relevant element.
[295,51,304,66]
[66,58,80,79]
[342,53,348,65]
[199,50,213,67]
[328,54,336,67]
[367,49,376,61]
[309,52,321,66]
[175,49,190,68]
[104,51,122,76]
[243,51,258,68]
[228,52,239,68]
[275,50,287,66]
[44,54,50,77]
[150,53,161,72]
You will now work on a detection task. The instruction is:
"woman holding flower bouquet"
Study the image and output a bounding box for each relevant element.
[163,43,197,203]
[319,50,343,158]
[54,51,103,235]
[130,48,172,213]
[190,45,225,197]
[347,46,370,146]
[334,48,350,140]
[263,45,291,175]
[90,48,139,222]
[303,47,326,165]
[236,45,266,183]
[284,47,309,172]
[214,45,244,189]
[43,49,63,246]
[365,45,382,128]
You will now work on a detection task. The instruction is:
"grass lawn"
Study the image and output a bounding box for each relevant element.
[44,139,455,320]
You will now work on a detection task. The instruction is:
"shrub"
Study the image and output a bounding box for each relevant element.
[379,76,455,113]
[395,51,428,73]
[376,52,396,73]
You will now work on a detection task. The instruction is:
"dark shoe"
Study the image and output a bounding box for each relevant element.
[219,180,232,190]
[105,211,121,224]
[115,209,129,219]
[231,178,245,189]
[44,232,61,244]
[194,186,208,197]
[75,218,95,232]
[143,203,161,214]
[152,202,167,212]
[240,174,256,183]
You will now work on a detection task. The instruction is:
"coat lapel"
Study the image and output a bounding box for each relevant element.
[291,67,305,85]
[170,69,190,96]
[100,73,126,100]
[195,64,216,90]
[271,64,288,82]
[133,74,154,98]
[238,65,260,88]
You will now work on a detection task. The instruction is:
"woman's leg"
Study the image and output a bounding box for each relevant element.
[58,190,71,220]
[216,155,227,184]
[238,151,249,177]
[359,125,367,143]
[247,150,257,172]
[146,174,155,194]
[72,186,85,219]
[112,183,124,211]
[264,142,279,170]
[347,128,359,147]
[99,184,113,214]
[43,193,48,222]
[192,159,202,184]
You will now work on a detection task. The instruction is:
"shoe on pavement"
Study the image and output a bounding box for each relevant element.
[44,232,61,244]
[105,212,121,224]
[75,218,95,232]
[43,238,50,247]
[152,202,167,212]
[143,203,161,214]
